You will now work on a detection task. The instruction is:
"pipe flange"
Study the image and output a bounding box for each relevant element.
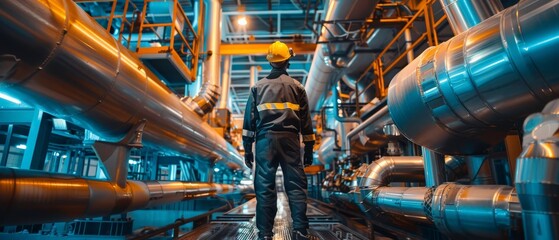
[423,186,435,222]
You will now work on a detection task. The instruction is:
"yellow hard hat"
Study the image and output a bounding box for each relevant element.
[266,41,294,63]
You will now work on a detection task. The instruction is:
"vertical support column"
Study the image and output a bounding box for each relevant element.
[504,134,521,184]
[76,151,86,176]
[0,124,13,166]
[62,150,74,174]
[465,155,495,185]
[424,2,439,47]
[249,65,258,87]
[21,109,52,170]
[404,28,415,64]
[218,56,232,109]
[50,154,60,173]
[422,147,445,187]
[149,153,159,180]
[169,164,177,181]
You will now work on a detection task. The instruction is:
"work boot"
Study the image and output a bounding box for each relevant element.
[292,229,310,240]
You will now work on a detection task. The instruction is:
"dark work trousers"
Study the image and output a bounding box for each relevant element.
[255,131,309,237]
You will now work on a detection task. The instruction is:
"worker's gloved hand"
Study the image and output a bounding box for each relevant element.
[303,143,314,167]
[245,152,254,169]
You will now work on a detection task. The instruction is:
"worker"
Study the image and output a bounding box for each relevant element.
[242,41,316,240]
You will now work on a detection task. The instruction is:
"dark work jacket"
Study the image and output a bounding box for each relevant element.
[242,69,315,149]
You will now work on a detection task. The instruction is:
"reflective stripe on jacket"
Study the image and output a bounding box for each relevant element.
[242,74,315,146]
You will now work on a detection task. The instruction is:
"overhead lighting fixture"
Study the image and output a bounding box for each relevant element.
[214,167,220,173]
[16,144,27,150]
[237,16,247,26]
[0,92,21,104]
[53,118,68,130]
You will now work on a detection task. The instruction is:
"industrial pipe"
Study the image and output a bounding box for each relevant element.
[360,156,426,189]
[305,0,380,112]
[217,56,231,109]
[360,182,521,239]
[429,183,520,239]
[516,98,559,239]
[370,187,429,220]
[439,0,503,35]
[346,105,389,155]
[0,168,251,225]
[0,0,245,170]
[186,0,222,116]
[422,147,445,187]
[388,0,559,155]
[465,155,495,185]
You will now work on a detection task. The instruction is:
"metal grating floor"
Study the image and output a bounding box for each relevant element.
[181,193,370,240]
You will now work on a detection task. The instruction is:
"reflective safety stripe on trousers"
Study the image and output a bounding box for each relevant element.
[242,129,255,138]
[257,102,300,112]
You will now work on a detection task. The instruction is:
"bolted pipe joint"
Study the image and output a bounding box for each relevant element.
[430,183,520,239]
[182,82,220,116]
[516,98,559,239]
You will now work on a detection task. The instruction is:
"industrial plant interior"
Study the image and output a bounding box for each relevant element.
[1,0,558,239]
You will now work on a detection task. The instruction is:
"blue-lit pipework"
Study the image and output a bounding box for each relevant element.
[388,0,559,155]
[0,0,245,170]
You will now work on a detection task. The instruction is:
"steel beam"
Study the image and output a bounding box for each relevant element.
[220,43,316,55]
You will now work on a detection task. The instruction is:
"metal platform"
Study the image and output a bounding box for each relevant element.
[181,193,370,240]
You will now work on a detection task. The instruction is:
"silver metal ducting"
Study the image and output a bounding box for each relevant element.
[305,0,380,112]
[185,0,222,116]
[430,183,520,239]
[439,0,503,35]
[346,105,392,156]
[370,186,429,220]
[388,0,559,155]
[0,0,245,170]
[360,156,426,188]
[0,168,251,225]
[516,98,559,239]
[361,183,520,239]
[444,155,467,181]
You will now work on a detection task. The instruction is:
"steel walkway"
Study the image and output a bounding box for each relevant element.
[181,193,370,240]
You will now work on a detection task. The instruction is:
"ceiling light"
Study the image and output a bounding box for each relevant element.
[0,92,21,104]
[16,144,27,150]
[238,16,247,26]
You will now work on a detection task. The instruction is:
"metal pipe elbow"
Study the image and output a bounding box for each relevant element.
[359,156,425,189]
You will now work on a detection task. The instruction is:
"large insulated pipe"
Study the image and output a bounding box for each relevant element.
[0,0,245,170]
[186,0,222,116]
[429,183,520,239]
[305,0,380,112]
[516,98,559,239]
[439,0,503,35]
[388,0,559,155]
[217,56,231,109]
[361,183,521,239]
[0,168,251,225]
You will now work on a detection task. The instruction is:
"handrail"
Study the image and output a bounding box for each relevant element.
[354,0,446,99]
